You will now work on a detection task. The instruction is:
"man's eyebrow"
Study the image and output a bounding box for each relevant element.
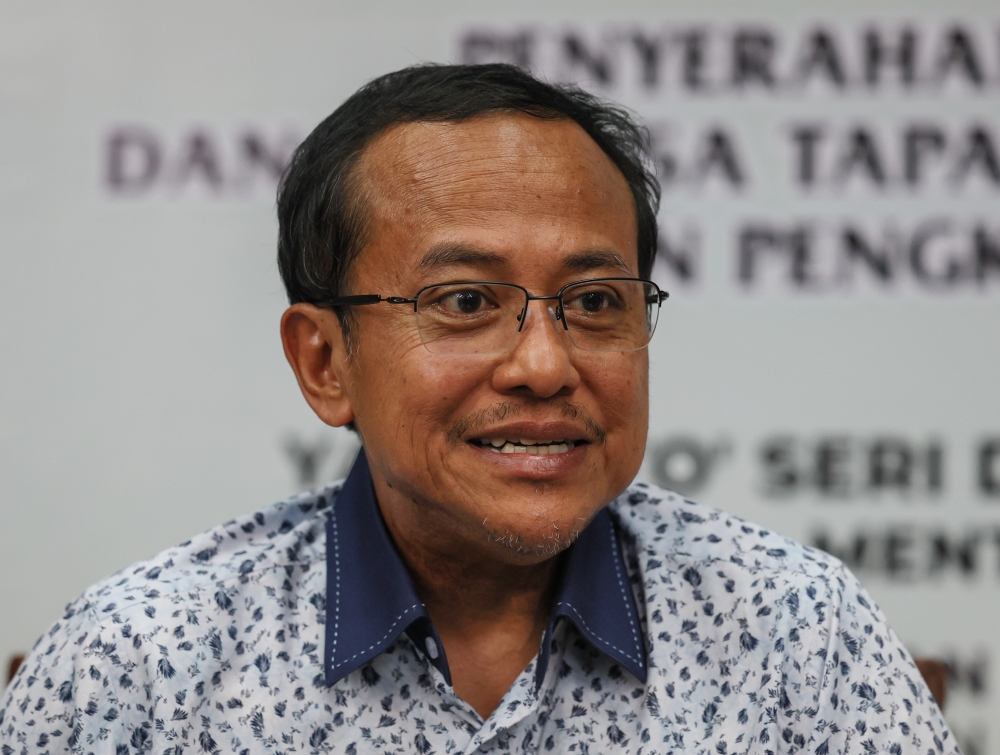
[416,245,507,271]
[416,246,633,275]
[562,250,633,275]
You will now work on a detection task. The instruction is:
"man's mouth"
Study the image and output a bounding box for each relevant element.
[471,438,581,455]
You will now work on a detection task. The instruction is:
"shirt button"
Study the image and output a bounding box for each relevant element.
[425,636,439,660]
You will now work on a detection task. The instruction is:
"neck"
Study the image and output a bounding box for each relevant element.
[399,531,560,632]
[371,473,562,719]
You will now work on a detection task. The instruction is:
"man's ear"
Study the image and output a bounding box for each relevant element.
[280,304,356,428]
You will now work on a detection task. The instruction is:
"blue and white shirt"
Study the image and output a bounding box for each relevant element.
[1,451,957,754]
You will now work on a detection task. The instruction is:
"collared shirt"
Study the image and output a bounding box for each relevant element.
[1,451,957,755]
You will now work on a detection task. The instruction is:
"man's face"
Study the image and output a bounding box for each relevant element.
[340,113,649,563]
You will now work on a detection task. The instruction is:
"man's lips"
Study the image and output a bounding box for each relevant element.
[472,438,580,455]
[464,421,595,456]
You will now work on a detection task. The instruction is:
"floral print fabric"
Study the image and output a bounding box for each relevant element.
[1,481,957,754]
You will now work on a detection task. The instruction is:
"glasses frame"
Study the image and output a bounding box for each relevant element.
[321,277,669,352]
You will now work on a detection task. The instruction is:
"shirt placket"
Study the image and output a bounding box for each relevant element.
[462,674,541,754]
[403,632,549,753]
[462,624,572,755]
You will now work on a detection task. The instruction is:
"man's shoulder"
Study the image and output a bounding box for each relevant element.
[61,483,341,635]
[611,480,845,591]
[611,481,881,677]
[606,489,954,752]
[1,485,342,745]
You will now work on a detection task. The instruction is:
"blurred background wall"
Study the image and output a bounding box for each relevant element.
[1,0,997,749]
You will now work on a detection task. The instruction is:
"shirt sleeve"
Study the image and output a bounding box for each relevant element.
[795,563,959,755]
[0,601,127,755]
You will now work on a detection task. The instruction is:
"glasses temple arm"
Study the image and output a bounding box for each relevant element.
[323,294,418,307]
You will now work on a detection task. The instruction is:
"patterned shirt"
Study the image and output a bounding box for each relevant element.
[1,451,957,754]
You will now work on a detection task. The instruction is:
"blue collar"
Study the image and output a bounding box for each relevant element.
[324,450,647,689]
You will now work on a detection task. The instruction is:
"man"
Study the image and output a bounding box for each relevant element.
[1,65,955,754]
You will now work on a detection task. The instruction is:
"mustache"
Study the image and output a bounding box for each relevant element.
[448,401,607,445]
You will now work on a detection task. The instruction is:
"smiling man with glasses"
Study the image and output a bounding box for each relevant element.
[1,64,956,754]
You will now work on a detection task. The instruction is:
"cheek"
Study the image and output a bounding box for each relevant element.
[588,355,649,427]
[409,364,484,431]
[587,356,649,486]
[354,338,493,440]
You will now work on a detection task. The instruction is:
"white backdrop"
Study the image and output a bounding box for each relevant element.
[1,1,997,751]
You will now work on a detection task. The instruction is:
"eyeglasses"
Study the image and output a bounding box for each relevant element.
[321,278,668,355]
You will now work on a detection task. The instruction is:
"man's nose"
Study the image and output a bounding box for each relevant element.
[491,301,581,399]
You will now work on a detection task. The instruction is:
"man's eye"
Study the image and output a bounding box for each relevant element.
[567,290,617,313]
[579,292,608,312]
[443,291,486,313]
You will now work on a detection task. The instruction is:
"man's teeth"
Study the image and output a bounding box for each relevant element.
[476,439,577,454]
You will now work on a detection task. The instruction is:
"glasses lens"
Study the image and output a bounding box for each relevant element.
[415,283,525,355]
[560,280,660,352]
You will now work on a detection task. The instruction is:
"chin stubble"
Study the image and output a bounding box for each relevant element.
[483,518,586,557]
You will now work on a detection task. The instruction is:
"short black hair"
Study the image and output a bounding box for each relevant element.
[277,63,660,310]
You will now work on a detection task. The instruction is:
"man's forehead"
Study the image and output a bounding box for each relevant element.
[361,113,594,164]
[353,114,633,212]
[349,113,638,280]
